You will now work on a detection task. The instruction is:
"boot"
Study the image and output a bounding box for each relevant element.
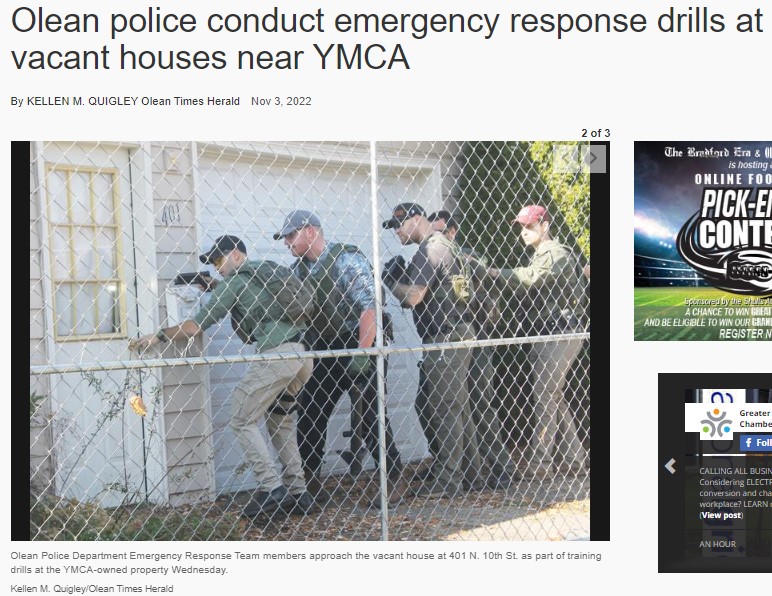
[387,476,409,506]
[370,475,410,508]
[304,471,331,504]
[242,486,293,518]
[411,461,435,483]
[289,492,320,515]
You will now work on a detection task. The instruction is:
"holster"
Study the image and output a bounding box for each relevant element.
[266,391,298,416]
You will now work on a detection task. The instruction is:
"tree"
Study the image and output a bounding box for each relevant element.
[529,141,590,259]
[458,141,590,262]
[456,142,591,454]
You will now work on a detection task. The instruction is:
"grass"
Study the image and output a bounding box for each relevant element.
[29,463,591,541]
[30,494,247,541]
[634,287,772,341]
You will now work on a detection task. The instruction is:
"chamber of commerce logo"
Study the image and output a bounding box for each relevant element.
[676,187,772,295]
[701,408,733,438]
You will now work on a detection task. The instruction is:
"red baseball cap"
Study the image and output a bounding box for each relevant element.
[512,205,549,226]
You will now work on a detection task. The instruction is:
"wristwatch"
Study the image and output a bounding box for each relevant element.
[156,329,169,343]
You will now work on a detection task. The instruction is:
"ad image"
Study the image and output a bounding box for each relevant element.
[659,374,772,573]
[634,141,772,341]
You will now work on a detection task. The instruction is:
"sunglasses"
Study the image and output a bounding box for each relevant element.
[212,255,226,268]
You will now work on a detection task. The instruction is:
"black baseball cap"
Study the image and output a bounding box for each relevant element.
[199,235,247,264]
[428,210,459,231]
[382,203,426,229]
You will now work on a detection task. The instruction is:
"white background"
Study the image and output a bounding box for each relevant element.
[7,0,771,590]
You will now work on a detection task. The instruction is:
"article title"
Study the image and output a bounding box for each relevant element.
[10,5,767,71]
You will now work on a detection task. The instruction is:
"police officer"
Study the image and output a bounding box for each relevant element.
[492,205,587,479]
[429,211,517,489]
[275,210,406,505]
[382,203,478,497]
[132,235,317,517]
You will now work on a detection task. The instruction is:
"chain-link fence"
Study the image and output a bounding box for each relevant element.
[29,141,591,541]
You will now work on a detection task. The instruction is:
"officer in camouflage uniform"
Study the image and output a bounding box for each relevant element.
[275,211,405,505]
[492,205,587,479]
[383,203,478,498]
[429,211,517,489]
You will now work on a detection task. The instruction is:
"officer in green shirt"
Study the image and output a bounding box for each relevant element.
[132,235,317,517]
[491,205,587,479]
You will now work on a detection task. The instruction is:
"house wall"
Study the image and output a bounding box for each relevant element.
[29,143,55,496]
[149,143,215,506]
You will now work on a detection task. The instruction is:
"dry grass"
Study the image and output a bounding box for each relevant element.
[31,462,590,541]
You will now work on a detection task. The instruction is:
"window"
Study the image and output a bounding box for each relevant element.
[46,165,126,340]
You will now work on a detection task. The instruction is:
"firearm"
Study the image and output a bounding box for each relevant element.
[381,255,407,289]
[173,271,215,291]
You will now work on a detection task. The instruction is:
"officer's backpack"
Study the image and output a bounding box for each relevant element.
[250,261,317,325]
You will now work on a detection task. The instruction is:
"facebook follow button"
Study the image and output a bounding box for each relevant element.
[739,434,772,452]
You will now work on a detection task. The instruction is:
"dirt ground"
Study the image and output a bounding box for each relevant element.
[219,462,591,541]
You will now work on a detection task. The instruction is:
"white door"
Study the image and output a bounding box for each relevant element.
[196,144,439,493]
[37,142,161,507]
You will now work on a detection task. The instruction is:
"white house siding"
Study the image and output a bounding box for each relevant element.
[149,142,215,506]
[29,143,55,495]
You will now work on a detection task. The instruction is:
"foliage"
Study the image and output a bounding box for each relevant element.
[458,141,590,264]
[458,141,537,268]
[529,141,591,258]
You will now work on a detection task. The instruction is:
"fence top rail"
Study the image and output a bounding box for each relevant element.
[29,332,590,375]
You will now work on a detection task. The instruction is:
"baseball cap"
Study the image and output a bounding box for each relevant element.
[382,203,426,229]
[512,204,549,226]
[273,210,322,240]
[428,209,459,230]
[199,235,247,264]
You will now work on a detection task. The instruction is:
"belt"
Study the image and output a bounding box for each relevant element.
[425,315,473,338]
[267,392,298,416]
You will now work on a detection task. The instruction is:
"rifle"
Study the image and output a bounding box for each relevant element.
[173,271,215,291]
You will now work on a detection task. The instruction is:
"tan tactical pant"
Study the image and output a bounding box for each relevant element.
[230,342,313,493]
[528,338,585,469]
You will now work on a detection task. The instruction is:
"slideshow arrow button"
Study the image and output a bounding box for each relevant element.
[665,458,676,474]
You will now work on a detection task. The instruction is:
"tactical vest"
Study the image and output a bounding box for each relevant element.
[530,242,588,333]
[228,260,313,344]
[462,248,503,335]
[548,241,586,318]
[425,233,474,307]
[294,243,363,341]
[566,249,589,322]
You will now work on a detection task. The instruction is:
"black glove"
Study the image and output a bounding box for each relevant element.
[346,355,374,383]
[382,255,407,289]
